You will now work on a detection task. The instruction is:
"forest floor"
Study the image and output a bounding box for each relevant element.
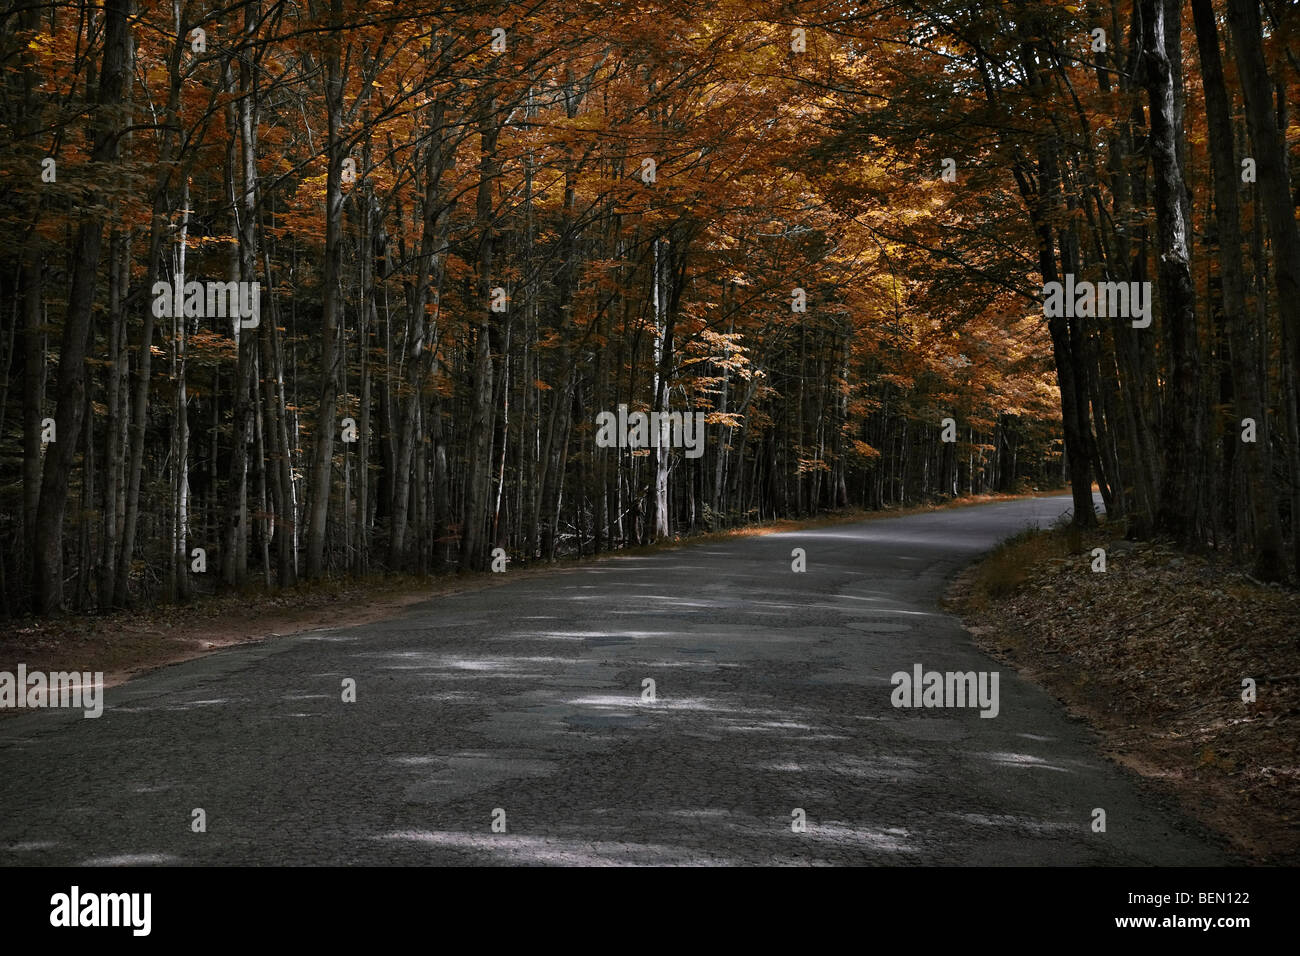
[949,523,1300,864]
[0,488,1055,699]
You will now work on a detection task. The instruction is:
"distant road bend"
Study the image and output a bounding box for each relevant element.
[0,494,1225,865]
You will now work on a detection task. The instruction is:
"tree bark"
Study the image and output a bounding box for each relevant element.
[461,102,501,571]
[1141,0,1204,544]
[1192,0,1284,579]
[33,0,130,613]
[305,2,346,578]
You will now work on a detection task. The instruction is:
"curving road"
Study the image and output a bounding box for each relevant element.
[0,494,1227,865]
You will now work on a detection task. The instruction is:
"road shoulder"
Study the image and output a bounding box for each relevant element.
[947,524,1300,864]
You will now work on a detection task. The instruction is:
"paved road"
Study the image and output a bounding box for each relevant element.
[0,495,1227,865]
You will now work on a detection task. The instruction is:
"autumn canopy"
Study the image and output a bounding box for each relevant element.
[1,0,1297,615]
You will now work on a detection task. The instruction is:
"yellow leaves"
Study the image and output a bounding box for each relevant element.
[849,440,882,461]
[704,411,743,428]
[298,170,329,203]
[187,329,240,364]
[185,234,238,250]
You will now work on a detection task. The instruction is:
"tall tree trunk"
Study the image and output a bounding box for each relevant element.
[21,249,43,596]
[389,96,451,568]
[117,8,189,607]
[1227,0,1300,435]
[461,103,501,571]
[1142,0,1203,544]
[1193,0,1284,579]
[16,0,45,607]
[99,232,129,606]
[33,0,130,613]
[652,237,671,538]
[305,5,345,578]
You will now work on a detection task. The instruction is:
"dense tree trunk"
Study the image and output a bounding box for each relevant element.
[305,4,346,578]
[32,0,130,613]
[1142,0,1204,544]
[1227,0,1300,450]
[1192,0,1283,579]
[461,103,502,571]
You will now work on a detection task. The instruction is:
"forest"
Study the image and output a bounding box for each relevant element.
[1,0,1297,616]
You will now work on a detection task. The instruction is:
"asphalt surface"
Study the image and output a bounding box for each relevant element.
[0,494,1228,865]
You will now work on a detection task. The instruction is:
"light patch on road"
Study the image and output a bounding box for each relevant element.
[623,596,719,608]
[764,761,805,772]
[623,659,740,669]
[567,694,720,712]
[721,719,818,733]
[367,651,577,673]
[377,829,736,866]
[948,812,1075,833]
[108,697,244,714]
[797,822,917,853]
[834,603,937,617]
[81,852,181,866]
[498,629,647,642]
[758,754,920,780]
[5,840,58,852]
[981,751,1072,772]
[576,630,675,640]
[443,659,518,671]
